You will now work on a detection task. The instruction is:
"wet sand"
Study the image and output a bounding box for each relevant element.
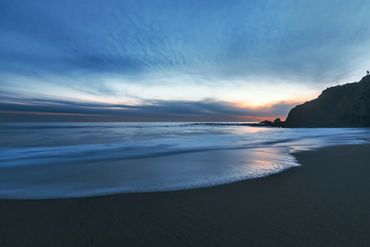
[0,144,370,247]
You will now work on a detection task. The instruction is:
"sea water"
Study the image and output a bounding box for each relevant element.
[0,122,369,199]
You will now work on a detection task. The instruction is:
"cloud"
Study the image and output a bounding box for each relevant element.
[1,0,370,83]
[1,0,370,120]
[0,94,295,122]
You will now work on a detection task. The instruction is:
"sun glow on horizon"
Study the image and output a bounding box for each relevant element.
[0,71,364,117]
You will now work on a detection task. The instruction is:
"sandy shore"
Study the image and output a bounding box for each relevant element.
[0,144,370,247]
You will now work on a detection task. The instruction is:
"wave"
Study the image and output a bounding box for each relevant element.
[0,132,366,168]
[0,123,369,199]
[0,141,288,168]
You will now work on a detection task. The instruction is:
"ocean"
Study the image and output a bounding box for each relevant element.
[0,122,369,199]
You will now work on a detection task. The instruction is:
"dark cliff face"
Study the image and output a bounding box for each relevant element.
[285,75,370,127]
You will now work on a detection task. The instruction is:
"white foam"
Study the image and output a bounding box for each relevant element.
[0,123,369,199]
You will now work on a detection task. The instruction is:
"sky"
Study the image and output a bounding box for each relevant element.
[1,0,370,122]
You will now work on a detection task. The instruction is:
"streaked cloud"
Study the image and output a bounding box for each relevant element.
[0,94,296,122]
[1,0,370,121]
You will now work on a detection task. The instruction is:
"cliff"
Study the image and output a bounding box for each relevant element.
[285,75,370,127]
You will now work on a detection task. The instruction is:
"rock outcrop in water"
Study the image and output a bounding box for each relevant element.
[285,75,370,127]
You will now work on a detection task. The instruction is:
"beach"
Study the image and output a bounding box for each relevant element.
[0,144,369,247]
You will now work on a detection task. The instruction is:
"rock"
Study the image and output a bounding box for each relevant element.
[285,75,370,127]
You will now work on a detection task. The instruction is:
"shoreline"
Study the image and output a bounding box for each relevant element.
[0,145,298,199]
[1,144,370,246]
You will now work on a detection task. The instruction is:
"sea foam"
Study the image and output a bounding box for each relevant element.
[0,123,369,199]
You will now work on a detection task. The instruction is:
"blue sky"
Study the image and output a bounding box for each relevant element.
[1,0,370,121]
